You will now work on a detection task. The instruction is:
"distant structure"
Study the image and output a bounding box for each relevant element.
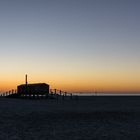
[17,75,50,95]
[25,74,28,85]
[4,75,72,100]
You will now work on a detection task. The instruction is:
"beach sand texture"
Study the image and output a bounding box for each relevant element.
[0,96,140,140]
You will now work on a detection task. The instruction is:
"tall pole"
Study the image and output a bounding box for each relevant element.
[25,74,28,94]
[25,74,28,85]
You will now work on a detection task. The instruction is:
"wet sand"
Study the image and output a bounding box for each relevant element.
[0,96,140,140]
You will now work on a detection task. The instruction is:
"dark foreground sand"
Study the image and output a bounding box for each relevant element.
[1,96,140,140]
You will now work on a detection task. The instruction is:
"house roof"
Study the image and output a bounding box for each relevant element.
[18,83,49,87]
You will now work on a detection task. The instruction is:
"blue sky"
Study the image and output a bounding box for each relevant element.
[0,0,140,91]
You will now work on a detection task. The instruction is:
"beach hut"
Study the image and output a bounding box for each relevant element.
[17,83,50,95]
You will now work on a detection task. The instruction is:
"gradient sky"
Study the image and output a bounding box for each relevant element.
[0,0,140,92]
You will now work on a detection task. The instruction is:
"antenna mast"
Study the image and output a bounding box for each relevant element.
[25,74,28,85]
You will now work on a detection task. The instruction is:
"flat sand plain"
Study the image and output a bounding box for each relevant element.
[0,96,140,140]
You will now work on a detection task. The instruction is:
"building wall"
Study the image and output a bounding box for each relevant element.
[17,83,50,95]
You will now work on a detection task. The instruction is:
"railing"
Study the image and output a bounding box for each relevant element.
[0,88,77,100]
[0,89,17,97]
[49,89,74,100]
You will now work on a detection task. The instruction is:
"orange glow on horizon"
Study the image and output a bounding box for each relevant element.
[0,70,140,93]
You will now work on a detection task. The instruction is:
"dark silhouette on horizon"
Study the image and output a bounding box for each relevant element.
[2,75,74,100]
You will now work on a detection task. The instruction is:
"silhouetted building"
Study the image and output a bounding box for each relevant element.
[17,83,50,95]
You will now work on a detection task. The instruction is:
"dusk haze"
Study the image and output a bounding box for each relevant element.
[1,1,140,140]
[0,0,140,93]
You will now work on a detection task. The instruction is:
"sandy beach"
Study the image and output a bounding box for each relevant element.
[1,96,140,140]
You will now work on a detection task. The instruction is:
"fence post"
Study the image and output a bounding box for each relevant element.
[65,92,67,97]
[60,90,62,96]
[54,89,56,95]
[9,90,11,95]
[70,93,72,100]
[62,94,64,100]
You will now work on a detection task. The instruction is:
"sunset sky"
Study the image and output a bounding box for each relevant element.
[0,0,140,92]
